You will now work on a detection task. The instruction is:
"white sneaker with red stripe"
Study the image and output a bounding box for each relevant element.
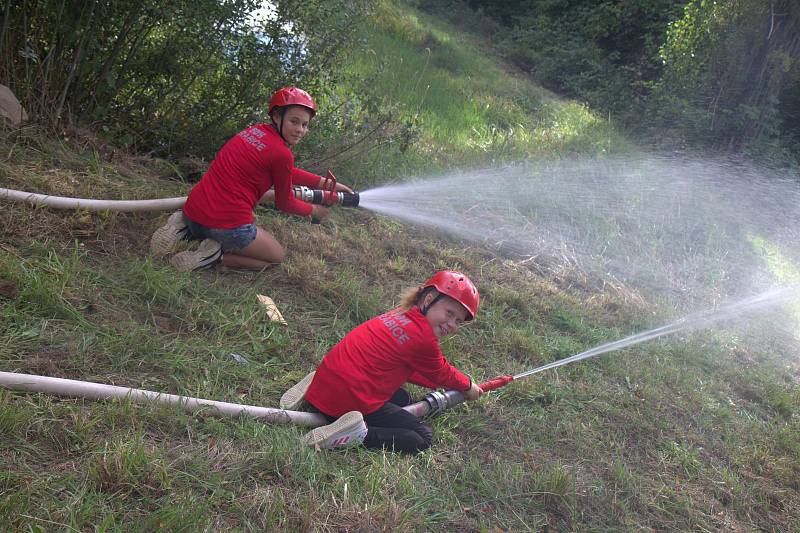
[303,411,367,450]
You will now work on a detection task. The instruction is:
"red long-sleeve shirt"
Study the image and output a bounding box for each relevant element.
[183,123,320,228]
[305,307,472,417]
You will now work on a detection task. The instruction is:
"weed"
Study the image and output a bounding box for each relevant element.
[664,441,703,477]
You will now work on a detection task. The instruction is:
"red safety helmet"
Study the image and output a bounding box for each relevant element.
[423,270,480,320]
[268,87,317,117]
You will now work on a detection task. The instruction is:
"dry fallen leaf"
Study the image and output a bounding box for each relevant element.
[257,294,288,325]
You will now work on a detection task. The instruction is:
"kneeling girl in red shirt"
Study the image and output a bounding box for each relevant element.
[150,86,352,271]
[282,270,483,454]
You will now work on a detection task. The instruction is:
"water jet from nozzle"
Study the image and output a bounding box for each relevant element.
[353,156,800,317]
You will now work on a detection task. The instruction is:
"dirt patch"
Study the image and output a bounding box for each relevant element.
[151,313,180,333]
[0,279,19,300]
[732,383,764,405]
[26,346,74,378]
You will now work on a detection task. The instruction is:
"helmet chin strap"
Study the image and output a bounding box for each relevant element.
[420,292,444,316]
[273,107,288,143]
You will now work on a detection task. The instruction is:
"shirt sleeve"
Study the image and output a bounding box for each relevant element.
[273,151,313,216]
[407,371,440,389]
[291,167,322,188]
[409,340,471,391]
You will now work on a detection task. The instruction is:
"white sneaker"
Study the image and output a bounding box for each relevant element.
[303,411,367,450]
[170,239,223,272]
[150,211,190,255]
[280,371,315,410]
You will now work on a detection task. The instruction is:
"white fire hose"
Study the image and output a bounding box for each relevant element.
[0,371,329,427]
[0,370,477,427]
[0,186,359,212]
[0,187,186,212]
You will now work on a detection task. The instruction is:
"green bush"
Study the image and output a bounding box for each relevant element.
[417,0,800,165]
[1,0,373,157]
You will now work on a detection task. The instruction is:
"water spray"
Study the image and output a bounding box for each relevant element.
[355,157,800,309]
[405,285,800,417]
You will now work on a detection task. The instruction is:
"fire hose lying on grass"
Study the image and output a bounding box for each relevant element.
[1,286,795,429]
[0,326,698,427]
[0,370,511,427]
[0,346,639,428]
[0,171,360,212]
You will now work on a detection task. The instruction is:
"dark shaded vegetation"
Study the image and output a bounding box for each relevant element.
[419,0,800,164]
[1,0,374,157]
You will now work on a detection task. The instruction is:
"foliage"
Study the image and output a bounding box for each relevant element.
[416,0,800,163]
[432,0,685,119]
[650,0,800,156]
[1,0,371,156]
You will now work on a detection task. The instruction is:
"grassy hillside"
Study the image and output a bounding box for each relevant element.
[1,1,799,531]
[304,0,630,187]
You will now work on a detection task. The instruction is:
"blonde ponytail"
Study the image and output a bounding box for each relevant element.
[399,286,424,311]
[398,285,440,312]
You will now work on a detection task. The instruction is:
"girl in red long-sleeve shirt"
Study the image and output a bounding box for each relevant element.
[282,271,484,454]
[150,87,352,271]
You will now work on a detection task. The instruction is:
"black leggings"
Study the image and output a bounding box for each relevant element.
[319,389,433,454]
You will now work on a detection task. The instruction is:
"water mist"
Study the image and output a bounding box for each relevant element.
[358,153,800,352]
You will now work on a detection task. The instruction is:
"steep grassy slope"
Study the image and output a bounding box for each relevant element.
[1,1,799,531]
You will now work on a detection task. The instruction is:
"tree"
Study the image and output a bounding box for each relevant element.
[1,0,371,156]
[654,0,800,153]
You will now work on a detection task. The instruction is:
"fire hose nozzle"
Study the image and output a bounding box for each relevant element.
[479,375,514,392]
[403,374,517,418]
[338,191,360,207]
[422,389,466,416]
[292,186,360,207]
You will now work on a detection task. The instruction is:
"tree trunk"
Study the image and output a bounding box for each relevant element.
[55,0,97,124]
[82,3,145,115]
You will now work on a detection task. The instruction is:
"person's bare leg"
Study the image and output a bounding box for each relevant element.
[222,227,283,270]
[222,254,273,270]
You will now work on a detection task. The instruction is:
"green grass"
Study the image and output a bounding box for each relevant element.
[1,1,799,531]
[324,0,630,185]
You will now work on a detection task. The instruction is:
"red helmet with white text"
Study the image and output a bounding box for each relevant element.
[423,270,480,320]
[268,87,317,117]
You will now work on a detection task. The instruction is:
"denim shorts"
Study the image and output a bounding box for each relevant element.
[185,218,257,252]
